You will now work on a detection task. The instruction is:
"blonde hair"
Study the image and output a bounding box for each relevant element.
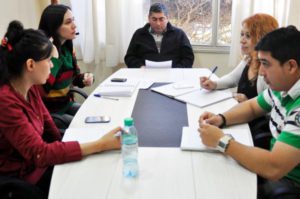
[242,13,279,74]
[242,13,279,45]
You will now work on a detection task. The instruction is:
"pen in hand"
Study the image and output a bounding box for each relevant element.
[94,93,119,101]
[200,66,218,90]
[207,66,218,80]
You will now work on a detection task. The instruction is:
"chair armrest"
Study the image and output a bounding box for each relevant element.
[254,132,273,140]
[251,116,272,149]
[265,181,300,198]
[69,87,88,99]
[51,113,69,128]
[253,132,272,150]
[0,175,43,199]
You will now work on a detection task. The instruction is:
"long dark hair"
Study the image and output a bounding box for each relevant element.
[0,20,52,86]
[39,4,73,54]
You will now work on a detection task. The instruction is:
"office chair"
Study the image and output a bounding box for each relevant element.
[51,87,88,134]
[69,87,88,99]
[0,175,44,199]
[254,116,300,199]
[251,116,273,150]
[262,180,300,199]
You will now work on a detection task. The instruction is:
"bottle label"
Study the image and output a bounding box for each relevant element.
[122,134,137,145]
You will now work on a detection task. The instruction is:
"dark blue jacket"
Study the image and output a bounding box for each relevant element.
[125,23,194,68]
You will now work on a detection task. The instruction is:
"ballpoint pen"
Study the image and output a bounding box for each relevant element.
[94,93,119,101]
[207,66,218,80]
[200,66,218,90]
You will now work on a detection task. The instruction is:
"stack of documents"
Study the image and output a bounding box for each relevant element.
[180,127,251,152]
[96,79,139,97]
[151,81,200,98]
[151,81,233,108]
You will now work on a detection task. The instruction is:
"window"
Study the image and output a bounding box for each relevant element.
[144,0,232,52]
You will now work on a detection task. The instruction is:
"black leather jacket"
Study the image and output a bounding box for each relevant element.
[125,22,194,68]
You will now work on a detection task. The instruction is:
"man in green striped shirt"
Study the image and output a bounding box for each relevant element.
[198,26,300,198]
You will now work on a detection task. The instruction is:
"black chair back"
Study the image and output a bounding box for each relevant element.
[0,175,44,199]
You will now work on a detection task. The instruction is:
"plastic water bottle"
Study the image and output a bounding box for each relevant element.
[122,117,139,178]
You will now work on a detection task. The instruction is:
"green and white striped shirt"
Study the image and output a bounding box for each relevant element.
[257,79,300,183]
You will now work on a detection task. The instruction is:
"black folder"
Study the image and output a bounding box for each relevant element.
[131,83,188,147]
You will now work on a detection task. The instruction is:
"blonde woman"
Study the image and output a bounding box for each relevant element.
[200,13,279,103]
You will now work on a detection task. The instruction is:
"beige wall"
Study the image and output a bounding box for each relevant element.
[0,0,50,37]
[194,52,231,76]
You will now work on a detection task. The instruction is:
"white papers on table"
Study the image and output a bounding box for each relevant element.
[103,79,139,87]
[173,82,195,89]
[175,89,233,108]
[180,127,251,152]
[139,80,154,90]
[145,60,172,68]
[96,86,136,97]
[151,81,200,98]
[96,79,139,97]
[63,127,106,143]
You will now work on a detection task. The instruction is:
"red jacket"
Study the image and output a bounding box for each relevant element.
[0,84,82,184]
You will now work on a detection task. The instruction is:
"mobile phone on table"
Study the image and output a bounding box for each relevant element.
[85,116,111,123]
[111,78,127,82]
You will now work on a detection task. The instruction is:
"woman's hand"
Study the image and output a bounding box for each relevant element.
[96,127,122,152]
[233,93,248,103]
[80,127,121,156]
[83,72,94,86]
[199,76,217,90]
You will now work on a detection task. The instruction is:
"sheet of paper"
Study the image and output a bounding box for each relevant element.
[173,82,194,89]
[63,127,107,143]
[139,80,154,90]
[180,127,251,151]
[145,60,172,68]
[151,81,200,98]
[175,89,233,108]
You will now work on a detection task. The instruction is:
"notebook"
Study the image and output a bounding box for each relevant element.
[175,89,233,108]
[180,127,251,152]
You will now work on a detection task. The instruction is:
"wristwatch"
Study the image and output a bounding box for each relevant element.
[217,134,234,153]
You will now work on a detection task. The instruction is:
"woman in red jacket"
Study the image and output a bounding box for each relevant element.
[0,20,120,198]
